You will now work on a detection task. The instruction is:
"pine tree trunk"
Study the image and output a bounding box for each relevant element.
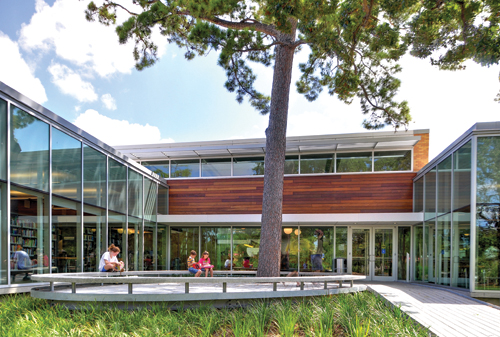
[257,22,297,277]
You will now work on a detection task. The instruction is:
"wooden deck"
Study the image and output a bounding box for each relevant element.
[365,282,500,337]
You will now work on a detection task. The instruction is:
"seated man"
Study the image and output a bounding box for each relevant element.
[12,245,32,281]
[187,250,202,277]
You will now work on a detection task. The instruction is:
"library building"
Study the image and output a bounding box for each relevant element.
[0,81,499,301]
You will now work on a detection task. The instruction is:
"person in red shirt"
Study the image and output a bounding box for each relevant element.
[243,257,253,269]
[198,251,214,277]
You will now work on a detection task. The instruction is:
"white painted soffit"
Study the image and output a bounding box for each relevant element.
[158,212,424,225]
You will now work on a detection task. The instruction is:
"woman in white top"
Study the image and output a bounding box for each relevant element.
[99,244,124,272]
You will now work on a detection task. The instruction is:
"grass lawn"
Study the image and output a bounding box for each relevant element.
[0,291,428,336]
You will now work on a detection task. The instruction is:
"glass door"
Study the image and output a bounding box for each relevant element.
[373,228,395,281]
[352,228,370,278]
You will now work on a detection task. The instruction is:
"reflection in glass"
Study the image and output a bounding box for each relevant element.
[337,152,372,173]
[128,169,143,219]
[201,227,231,270]
[300,154,334,174]
[437,156,452,215]
[142,160,169,178]
[335,227,347,273]
[374,151,411,171]
[374,228,393,277]
[476,136,500,291]
[52,196,81,273]
[108,211,126,264]
[108,159,127,214]
[83,205,105,272]
[0,182,5,285]
[398,227,411,280]
[10,186,49,283]
[436,214,451,286]
[128,216,141,271]
[144,178,157,222]
[284,155,299,174]
[281,227,298,271]
[158,185,168,216]
[233,227,260,270]
[414,224,423,281]
[452,212,470,288]
[233,157,264,176]
[0,98,6,180]
[453,142,471,212]
[352,228,370,276]
[157,223,168,270]
[171,159,199,178]
[202,158,231,177]
[170,227,199,270]
[83,145,106,208]
[10,106,49,191]
[424,220,435,282]
[299,227,333,272]
[414,178,424,212]
[52,128,81,200]
[425,168,436,220]
[144,221,155,270]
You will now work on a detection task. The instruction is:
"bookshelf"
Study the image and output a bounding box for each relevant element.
[10,215,37,257]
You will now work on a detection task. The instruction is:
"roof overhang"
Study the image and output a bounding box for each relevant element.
[158,212,423,226]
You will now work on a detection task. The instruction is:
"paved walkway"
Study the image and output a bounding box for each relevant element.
[365,282,500,337]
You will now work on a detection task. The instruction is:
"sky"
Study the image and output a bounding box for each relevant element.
[0,0,499,161]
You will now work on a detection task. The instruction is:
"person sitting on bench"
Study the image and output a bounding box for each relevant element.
[12,245,32,281]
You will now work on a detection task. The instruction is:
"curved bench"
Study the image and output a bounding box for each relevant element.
[30,271,366,308]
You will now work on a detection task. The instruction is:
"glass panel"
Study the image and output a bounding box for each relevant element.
[158,185,168,216]
[398,227,411,280]
[128,169,143,218]
[352,228,370,276]
[171,159,199,178]
[336,152,372,173]
[284,155,299,174]
[374,228,393,277]
[144,221,155,270]
[299,227,333,272]
[476,136,500,291]
[0,182,6,285]
[158,223,168,270]
[436,214,451,286]
[170,227,199,270]
[424,220,435,282]
[10,106,49,191]
[83,205,105,272]
[83,145,106,208]
[300,154,334,174]
[201,158,231,177]
[142,160,169,178]
[453,142,471,212]
[414,178,423,212]
[335,227,347,273]
[414,223,423,281]
[233,157,265,176]
[52,128,81,200]
[52,196,81,273]
[451,212,470,288]
[144,178,157,222]
[108,211,126,263]
[374,150,411,171]
[233,227,260,270]
[281,227,298,271]
[201,227,231,270]
[437,156,452,215]
[0,98,6,180]
[424,168,436,220]
[10,186,49,283]
[108,159,127,214]
[128,216,141,271]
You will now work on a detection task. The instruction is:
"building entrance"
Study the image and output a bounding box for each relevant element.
[350,227,396,281]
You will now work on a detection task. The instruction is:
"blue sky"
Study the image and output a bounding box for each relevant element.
[0,0,499,160]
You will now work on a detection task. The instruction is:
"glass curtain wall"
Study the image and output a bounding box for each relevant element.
[337,152,372,172]
[171,160,199,178]
[0,98,6,285]
[414,224,424,280]
[335,227,348,273]
[398,227,411,280]
[233,157,265,176]
[108,211,126,264]
[233,227,260,269]
[202,159,231,177]
[83,205,105,272]
[414,178,423,212]
[374,151,411,171]
[108,159,127,266]
[142,161,169,178]
[128,169,143,271]
[170,227,199,270]
[201,227,231,270]
[52,128,81,200]
[476,137,500,291]
[299,227,333,272]
[52,196,81,273]
[300,154,334,174]
[281,227,298,271]
[157,223,168,270]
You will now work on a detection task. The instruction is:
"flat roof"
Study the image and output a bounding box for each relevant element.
[115,129,429,161]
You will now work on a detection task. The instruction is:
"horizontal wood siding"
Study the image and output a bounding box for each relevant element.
[167,173,416,215]
[168,173,415,214]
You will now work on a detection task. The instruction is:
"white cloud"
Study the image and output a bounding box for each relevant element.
[101,93,117,110]
[74,109,174,145]
[0,32,48,104]
[19,0,168,78]
[48,63,98,102]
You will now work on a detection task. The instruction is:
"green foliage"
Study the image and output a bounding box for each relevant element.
[85,0,419,128]
[0,292,430,336]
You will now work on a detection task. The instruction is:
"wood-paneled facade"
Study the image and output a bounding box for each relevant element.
[167,172,415,215]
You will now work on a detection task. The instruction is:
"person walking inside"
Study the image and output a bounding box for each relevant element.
[187,250,202,277]
[99,244,124,272]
